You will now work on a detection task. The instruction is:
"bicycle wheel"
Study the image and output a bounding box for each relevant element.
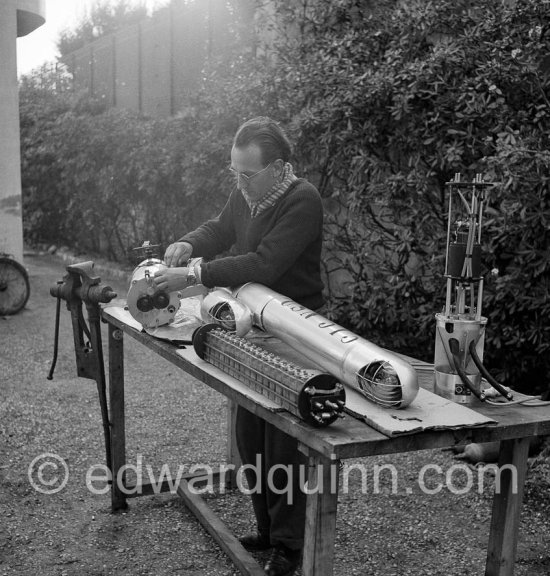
[0,257,30,315]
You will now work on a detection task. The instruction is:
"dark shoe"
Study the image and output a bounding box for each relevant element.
[239,531,272,551]
[264,544,301,576]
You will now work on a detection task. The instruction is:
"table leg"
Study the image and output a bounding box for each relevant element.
[108,324,128,511]
[225,400,241,489]
[485,437,530,576]
[301,449,340,576]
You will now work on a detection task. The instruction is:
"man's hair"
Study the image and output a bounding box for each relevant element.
[233,116,292,165]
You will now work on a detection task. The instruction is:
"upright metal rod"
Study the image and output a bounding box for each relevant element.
[444,175,457,316]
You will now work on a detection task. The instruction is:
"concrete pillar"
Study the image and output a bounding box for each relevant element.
[0,0,45,263]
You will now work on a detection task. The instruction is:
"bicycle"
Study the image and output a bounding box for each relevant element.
[0,253,30,315]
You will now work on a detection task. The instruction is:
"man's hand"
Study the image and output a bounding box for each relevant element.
[164,241,193,267]
[153,267,188,292]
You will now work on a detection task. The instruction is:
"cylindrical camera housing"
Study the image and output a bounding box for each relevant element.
[127,258,181,328]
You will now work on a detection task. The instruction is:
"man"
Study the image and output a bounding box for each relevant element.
[154,116,325,576]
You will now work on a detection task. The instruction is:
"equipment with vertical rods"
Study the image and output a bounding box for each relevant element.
[434,174,513,404]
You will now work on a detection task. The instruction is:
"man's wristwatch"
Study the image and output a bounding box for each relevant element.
[186,257,202,286]
[186,265,197,286]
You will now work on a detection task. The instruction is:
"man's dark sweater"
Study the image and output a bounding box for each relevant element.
[179,178,325,310]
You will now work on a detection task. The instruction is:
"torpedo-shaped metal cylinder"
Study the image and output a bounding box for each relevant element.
[201,283,419,409]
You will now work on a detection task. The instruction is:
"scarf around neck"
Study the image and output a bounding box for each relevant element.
[242,162,298,218]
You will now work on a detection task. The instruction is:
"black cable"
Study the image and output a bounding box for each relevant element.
[448,338,486,401]
[468,340,514,401]
[47,296,61,380]
[77,305,92,342]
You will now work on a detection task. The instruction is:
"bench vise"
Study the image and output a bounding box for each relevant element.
[48,261,117,474]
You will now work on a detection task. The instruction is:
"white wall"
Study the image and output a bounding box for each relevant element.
[0,0,44,262]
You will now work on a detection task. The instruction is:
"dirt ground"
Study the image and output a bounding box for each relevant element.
[1,251,549,576]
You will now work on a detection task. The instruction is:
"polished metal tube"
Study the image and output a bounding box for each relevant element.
[220,283,419,408]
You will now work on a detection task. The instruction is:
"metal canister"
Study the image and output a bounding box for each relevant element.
[126,258,181,328]
[434,312,487,404]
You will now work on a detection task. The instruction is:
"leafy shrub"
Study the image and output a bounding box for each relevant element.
[20,73,235,261]
[19,78,74,246]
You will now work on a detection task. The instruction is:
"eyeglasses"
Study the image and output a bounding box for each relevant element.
[229,162,272,185]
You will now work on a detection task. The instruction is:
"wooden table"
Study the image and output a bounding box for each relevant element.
[101,306,550,576]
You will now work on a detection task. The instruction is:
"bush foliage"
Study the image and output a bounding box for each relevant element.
[19,83,230,260]
[20,0,550,393]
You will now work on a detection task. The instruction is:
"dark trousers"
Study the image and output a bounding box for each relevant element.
[235,405,307,550]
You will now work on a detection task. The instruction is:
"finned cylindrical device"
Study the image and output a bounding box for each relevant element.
[193,324,346,427]
[201,283,419,409]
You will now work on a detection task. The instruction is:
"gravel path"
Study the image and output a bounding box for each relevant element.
[1,252,548,576]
